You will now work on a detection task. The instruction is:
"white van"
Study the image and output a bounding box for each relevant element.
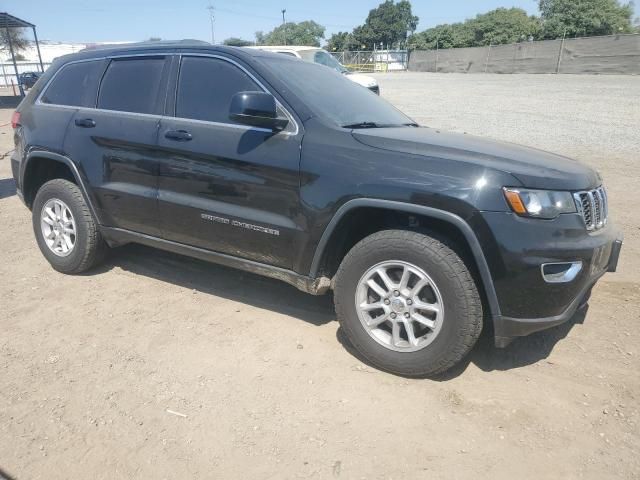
[248,46,380,95]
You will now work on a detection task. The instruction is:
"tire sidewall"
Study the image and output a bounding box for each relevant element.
[32,180,91,273]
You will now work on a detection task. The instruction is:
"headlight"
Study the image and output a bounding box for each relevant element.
[503,188,576,219]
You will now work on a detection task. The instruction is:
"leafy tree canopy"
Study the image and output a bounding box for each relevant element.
[409,8,540,49]
[538,0,634,38]
[1,28,29,55]
[351,0,419,49]
[256,20,325,47]
[223,37,254,47]
[327,32,357,51]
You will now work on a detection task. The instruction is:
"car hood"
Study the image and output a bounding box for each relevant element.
[345,73,378,88]
[352,127,600,191]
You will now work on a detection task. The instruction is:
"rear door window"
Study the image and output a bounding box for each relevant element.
[98,57,167,114]
[41,60,105,107]
[175,56,261,124]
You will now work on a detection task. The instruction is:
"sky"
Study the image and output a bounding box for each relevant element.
[3,0,639,44]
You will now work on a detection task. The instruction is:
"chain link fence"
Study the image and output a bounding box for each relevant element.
[407,33,640,75]
[331,50,409,73]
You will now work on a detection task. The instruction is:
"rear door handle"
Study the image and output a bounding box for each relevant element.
[74,118,96,128]
[164,129,193,142]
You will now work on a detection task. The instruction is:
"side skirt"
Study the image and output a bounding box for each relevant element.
[100,226,331,296]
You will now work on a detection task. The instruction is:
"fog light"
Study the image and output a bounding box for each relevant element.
[541,262,583,283]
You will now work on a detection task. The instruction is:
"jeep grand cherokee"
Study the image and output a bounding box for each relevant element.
[11,42,623,376]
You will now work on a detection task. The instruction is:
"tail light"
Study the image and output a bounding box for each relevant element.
[11,111,21,129]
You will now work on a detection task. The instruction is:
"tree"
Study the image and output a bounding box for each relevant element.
[255,20,325,46]
[223,37,254,47]
[409,8,540,49]
[538,0,634,39]
[326,32,354,51]
[352,0,419,49]
[0,28,29,56]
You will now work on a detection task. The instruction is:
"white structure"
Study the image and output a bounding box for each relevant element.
[1,41,132,87]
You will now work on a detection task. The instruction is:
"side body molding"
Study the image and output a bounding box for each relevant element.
[23,150,103,224]
[309,198,502,319]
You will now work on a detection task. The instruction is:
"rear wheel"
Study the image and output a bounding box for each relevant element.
[32,179,107,274]
[334,230,482,377]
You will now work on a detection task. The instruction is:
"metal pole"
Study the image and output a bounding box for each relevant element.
[556,28,567,74]
[207,3,215,44]
[32,26,45,72]
[435,38,439,73]
[5,27,25,96]
[484,44,492,73]
[281,9,286,46]
[0,62,7,88]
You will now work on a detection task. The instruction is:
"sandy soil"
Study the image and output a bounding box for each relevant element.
[1,74,639,480]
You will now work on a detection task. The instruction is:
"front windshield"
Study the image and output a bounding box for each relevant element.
[299,49,348,74]
[260,57,414,128]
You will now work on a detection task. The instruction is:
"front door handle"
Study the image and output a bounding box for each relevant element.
[74,118,96,128]
[164,129,193,142]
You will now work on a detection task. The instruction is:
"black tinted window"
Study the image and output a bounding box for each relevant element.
[41,60,104,107]
[98,58,166,114]
[176,57,260,123]
[261,58,411,128]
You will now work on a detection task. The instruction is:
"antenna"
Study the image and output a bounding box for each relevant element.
[207,2,215,44]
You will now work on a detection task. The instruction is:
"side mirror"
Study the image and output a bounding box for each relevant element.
[229,91,289,132]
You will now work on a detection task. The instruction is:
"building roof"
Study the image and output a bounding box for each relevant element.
[0,12,35,29]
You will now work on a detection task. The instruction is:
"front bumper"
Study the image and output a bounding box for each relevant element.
[477,211,623,347]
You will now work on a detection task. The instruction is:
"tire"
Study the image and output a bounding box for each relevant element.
[32,179,107,274]
[334,230,482,377]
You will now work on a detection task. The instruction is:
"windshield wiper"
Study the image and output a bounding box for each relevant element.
[341,122,385,129]
[341,122,419,129]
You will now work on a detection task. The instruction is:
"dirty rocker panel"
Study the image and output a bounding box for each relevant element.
[99,226,330,295]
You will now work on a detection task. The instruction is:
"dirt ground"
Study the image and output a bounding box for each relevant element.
[1,74,639,480]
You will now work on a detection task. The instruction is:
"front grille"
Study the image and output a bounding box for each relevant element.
[574,186,608,231]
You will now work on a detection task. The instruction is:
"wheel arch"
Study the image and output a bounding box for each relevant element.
[310,199,501,318]
[22,151,102,224]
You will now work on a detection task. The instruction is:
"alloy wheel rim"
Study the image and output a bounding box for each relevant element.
[40,198,77,257]
[355,260,444,352]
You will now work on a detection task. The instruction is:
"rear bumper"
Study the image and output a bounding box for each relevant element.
[493,236,622,348]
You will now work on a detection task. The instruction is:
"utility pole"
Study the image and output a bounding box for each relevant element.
[282,9,287,45]
[207,2,215,44]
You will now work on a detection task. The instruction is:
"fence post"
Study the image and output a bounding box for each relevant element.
[484,44,492,73]
[556,29,567,74]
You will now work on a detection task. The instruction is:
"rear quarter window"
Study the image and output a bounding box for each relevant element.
[41,60,105,107]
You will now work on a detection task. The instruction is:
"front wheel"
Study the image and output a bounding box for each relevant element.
[334,230,482,377]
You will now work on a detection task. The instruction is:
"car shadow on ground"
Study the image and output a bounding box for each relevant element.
[0,178,16,200]
[100,243,335,327]
[337,307,588,380]
[0,95,22,109]
[0,465,16,480]
[101,243,585,378]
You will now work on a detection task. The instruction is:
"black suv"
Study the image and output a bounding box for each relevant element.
[11,42,622,376]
